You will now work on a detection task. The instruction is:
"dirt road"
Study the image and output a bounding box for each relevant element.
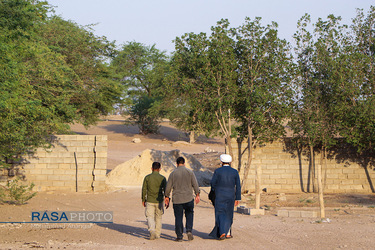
[1,116,375,249]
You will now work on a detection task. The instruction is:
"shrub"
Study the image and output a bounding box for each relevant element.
[128,96,160,134]
[5,177,37,205]
[0,185,5,204]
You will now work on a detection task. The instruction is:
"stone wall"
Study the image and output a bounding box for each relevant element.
[229,138,375,193]
[22,135,107,192]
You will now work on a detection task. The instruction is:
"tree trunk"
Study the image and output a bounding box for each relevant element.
[189,131,195,144]
[217,110,234,162]
[241,124,253,193]
[255,165,261,209]
[318,145,326,218]
[309,144,317,193]
[227,109,235,167]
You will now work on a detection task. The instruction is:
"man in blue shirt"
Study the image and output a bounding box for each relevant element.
[210,154,241,240]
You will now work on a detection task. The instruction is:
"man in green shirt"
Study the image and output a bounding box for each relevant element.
[142,162,167,240]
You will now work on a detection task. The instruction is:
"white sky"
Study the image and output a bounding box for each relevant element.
[47,0,374,54]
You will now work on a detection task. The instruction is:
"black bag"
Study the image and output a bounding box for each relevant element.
[208,189,215,206]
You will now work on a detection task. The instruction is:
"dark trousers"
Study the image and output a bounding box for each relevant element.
[173,199,194,238]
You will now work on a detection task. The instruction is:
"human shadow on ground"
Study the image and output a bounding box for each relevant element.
[97,221,213,241]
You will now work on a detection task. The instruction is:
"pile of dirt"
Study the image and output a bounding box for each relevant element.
[106,149,213,188]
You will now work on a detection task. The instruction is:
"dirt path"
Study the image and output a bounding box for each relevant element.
[1,188,375,249]
[1,116,375,249]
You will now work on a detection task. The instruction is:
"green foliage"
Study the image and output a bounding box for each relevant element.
[0,0,49,34]
[111,42,169,100]
[111,42,169,133]
[0,0,122,166]
[3,177,37,205]
[234,17,294,144]
[128,96,161,134]
[37,15,123,126]
[172,19,238,139]
[291,7,375,157]
[0,185,5,203]
[334,7,375,153]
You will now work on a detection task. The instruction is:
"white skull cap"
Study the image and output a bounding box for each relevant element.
[220,154,232,163]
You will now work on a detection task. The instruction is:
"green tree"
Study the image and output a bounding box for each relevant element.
[0,0,121,168]
[0,0,67,166]
[38,15,122,126]
[336,7,375,153]
[111,42,169,134]
[291,13,351,218]
[172,19,238,145]
[234,17,294,199]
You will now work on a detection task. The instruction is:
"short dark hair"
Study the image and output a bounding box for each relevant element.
[176,157,185,165]
[152,162,161,170]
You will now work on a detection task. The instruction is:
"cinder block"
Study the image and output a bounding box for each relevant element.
[273,169,286,174]
[56,163,69,169]
[93,184,107,192]
[347,174,360,179]
[288,210,301,217]
[95,141,107,147]
[97,158,107,164]
[237,206,250,215]
[281,174,293,179]
[286,179,299,185]
[300,211,318,218]
[275,179,287,184]
[59,175,74,181]
[95,164,107,170]
[36,151,47,158]
[63,158,75,164]
[29,169,42,175]
[47,163,59,169]
[96,152,107,158]
[70,141,83,147]
[76,147,90,152]
[41,169,54,175]
[94,175,106,181]
[263,179,276,184]
[250,209,265,215]
[80,152,93,158]
[47,175,60,181]
[53,181,65,187]
[350,185,364,190]
[33,175,48,181]
[83,141,95,147]
[342,168,354,174]
[341,179,354,185]
[78,175,94,181]
[64,181,76,187]
[64,169,76,175]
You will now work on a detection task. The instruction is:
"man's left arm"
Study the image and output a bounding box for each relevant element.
[234,171,241,206]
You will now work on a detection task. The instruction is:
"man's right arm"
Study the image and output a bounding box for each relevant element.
[141,176,148,205]
[191,171,200,196]
[165,173,173,197]
[164,174,173,208]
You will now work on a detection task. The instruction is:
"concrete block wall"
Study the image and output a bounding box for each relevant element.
[22,135,107,192]
[229,138,375,193]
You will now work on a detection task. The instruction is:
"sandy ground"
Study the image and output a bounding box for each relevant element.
[1,116,375,249]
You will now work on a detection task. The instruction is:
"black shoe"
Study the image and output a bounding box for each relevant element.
[187,232,194,241]
[175,237,183,242]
